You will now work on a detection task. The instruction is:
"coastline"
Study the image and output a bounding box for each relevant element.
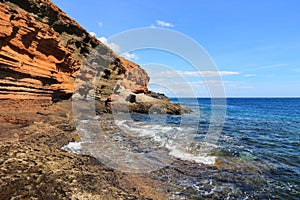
[1,0,298,198]
[1,98,299,199]
[0,100,168,200]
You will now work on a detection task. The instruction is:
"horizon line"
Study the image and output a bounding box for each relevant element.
[168,96,300,98]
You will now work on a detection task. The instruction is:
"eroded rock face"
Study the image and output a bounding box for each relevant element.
[0,0,191,115]
[0,0,150,105]
[119,57,149,94]
[95,57,149,102]
[0,1,87,102]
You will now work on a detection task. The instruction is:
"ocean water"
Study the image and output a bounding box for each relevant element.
[64,98,300,199]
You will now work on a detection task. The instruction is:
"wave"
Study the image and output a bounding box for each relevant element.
[63,117,218,169]
[115,119,218,165]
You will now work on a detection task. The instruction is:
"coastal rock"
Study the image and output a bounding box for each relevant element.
[0,0,92,102]
[94,57,149,102]
[0,0,148,105]
[0,116,166,200]
[119,57,149,94]
[0,0,189,115]
[107,85,192,115]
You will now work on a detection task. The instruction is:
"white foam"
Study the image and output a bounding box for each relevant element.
[115,119,217,165]
[115,120,193,137]
[166,144,216,165]
[74,118,217,166]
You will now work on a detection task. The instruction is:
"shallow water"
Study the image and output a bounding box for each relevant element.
[64,98,300,199]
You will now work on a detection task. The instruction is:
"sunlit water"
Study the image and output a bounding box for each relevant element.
[64,98,300,199]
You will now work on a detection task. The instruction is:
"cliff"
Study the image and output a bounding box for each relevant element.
[0,0,148,101]
[0,0,84,101]
[0,0,190,117]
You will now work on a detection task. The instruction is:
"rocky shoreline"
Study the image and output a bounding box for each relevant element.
[0,100,169,200]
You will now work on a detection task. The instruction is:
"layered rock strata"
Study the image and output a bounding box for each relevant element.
[0,0,190,115]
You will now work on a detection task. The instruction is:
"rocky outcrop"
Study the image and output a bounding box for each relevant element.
[108,86,192,115]
[94,57,149,101]
[0,0,191,115]
[0,0,150,103]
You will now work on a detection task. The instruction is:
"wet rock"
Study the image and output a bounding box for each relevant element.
[0,119,164,199]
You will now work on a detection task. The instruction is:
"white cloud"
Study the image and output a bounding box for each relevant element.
[156,20,174,28]
[244,74,256,77]
[148,77,253,97]
[151,70,240,78]
[89,32,96,37]
[185,71,239,77]
[146,69,241,97]
[89,33,117,51]
[99,21,103,27]
[88,33,138,60]
[98,36,121,53]
[121,52,139,60]
[148,79,203,97]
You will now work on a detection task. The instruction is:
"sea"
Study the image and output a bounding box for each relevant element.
[64,98,300,199]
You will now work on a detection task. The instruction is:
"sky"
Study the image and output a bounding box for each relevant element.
[52,0,300,97]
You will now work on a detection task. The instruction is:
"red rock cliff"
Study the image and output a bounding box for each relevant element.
[0,0,149,105]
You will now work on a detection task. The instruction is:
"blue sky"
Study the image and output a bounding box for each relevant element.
[53,0,300,97]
